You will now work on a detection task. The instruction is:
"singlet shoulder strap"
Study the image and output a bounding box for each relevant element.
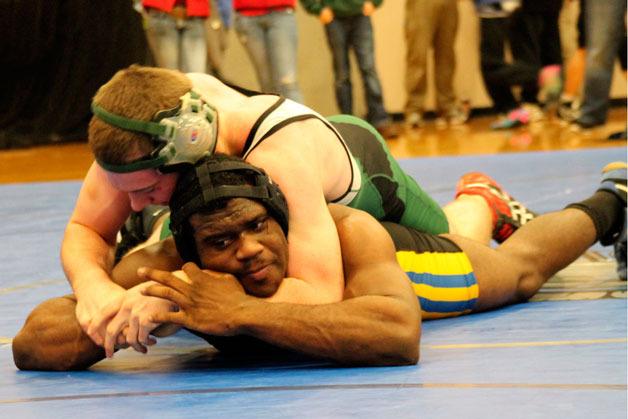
[240,99,362,205]
[242,98,347,159]
[242,97,286,156]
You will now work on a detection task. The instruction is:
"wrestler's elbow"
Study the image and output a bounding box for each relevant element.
[12,328,35,370]
[372,331,420,366]
[13,298,104,371]
[389,294,421,365]
[11,326,66,371]
[387,318,421,366]
[13,320,102,372]
[368,303,421,366]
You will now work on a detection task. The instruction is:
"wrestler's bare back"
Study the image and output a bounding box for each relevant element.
[187,73,353,202]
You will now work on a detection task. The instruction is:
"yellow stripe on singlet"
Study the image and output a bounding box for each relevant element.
[395,250,474,276]
[395,249,479,317]
[412,283,480,302]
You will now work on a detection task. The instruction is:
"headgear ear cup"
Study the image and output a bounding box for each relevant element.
[157,108,216,165]
[157,92,219,166]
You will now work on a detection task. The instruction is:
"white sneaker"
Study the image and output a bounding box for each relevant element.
[447,106,470,126]
[521,103,545,122]
[405,112,424,129]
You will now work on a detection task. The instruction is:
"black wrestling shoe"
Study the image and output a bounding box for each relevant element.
[598,162,627,280]
[114,205,169,263]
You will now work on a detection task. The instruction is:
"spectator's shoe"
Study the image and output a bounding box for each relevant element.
[607,129,627,140]
[521,103,546,122]
[569,119,604,133]
[490,107,530,130]
[404,112,425,130]
[557,99,581,123]
[114,205,170,263]
[375,121,401,139]
[435,115,448,129]
[538,64,563,105]
[447,106,470,126]
[597,162,627,280]
[455,172,537,243]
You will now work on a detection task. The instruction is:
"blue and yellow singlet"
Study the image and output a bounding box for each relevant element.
[383,222,479,319]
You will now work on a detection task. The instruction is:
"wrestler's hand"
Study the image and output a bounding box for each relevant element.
[103,282,177,358]
[363,1,375,16]
[319,7,334,24]
[75,281,126,347]
[140,263,254,336]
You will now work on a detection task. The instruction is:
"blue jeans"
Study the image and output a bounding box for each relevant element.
[324,15,390,126]
[578,0,626,126]
[234,9,303,102]
[145,10,207,73]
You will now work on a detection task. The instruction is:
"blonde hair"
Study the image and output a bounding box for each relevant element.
[88,65,193,165]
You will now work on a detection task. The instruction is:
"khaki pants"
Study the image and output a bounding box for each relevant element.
[404,0,459,115]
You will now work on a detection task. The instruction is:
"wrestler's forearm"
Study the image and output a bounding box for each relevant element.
[111,238,183,290]
[234,295,420,366]
[61,222,118,295]
[278,234,345,304]
[265,277,338,305]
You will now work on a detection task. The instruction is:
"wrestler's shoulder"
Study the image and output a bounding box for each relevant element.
[329,204,378,229]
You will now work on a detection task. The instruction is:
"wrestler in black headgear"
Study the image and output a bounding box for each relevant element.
[169,154,289,264]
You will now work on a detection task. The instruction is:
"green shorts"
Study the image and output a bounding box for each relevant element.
[328,114,449,235]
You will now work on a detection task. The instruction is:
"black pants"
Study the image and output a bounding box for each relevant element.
[480,8,562,113]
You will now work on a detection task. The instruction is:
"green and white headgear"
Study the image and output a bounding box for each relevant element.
[91,90,218,173]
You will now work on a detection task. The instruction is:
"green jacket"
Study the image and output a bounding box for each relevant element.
[299,0,383,18]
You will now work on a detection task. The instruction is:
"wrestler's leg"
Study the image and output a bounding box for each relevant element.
[444,172,537,246]
[454,163,626,311]
[13,295,106,371]
[445,207,597,312]
[443,194,493,246]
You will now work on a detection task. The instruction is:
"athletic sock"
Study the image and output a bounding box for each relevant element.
[566,191,624,245]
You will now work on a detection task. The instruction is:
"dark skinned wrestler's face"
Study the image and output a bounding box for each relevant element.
[189,198,289,298]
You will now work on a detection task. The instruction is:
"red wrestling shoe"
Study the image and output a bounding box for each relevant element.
[455,172,537,243]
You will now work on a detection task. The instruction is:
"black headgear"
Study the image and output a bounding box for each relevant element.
[169,155,289,264]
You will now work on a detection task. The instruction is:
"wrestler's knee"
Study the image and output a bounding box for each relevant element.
[498,242,548,303]
[513,263,545,302]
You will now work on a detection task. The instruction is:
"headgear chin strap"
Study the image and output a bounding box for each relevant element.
[91,90,218,173]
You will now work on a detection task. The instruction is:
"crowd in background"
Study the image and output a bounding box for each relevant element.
[0,0,625,148]
[139,0,626,137]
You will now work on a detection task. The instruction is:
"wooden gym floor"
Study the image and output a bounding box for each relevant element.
[0,107,625,184]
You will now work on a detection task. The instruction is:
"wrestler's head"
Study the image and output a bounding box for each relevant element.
[89,65,193,168]
[88,65,219,211]
[169,154,289,297]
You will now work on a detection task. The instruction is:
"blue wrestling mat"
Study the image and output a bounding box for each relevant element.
[0,148,626,418]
